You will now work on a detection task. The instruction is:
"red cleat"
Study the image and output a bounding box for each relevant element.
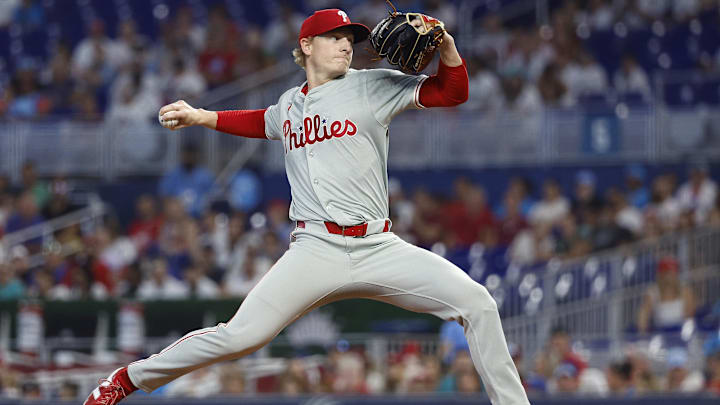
[83,367,130,405]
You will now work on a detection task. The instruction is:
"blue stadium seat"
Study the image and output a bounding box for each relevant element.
[502,283,522,318]
[0,29,10,73]
[663,82,698,106]
[625,29,656,72]
[663,24,698,70]
[582,336,611,350]
[485,246,509,278]
[697,79,720,105]
[20,29,47,59]
[584,29,621,75]
[90,0,118,37]
[698,9,720,53]
[50,0,85,49]
[471,0,518,21]
[125,0,155,38]
[444,246,471,272]
[696,301,720,332]
[620,255,643,287]
[578,92,610,107]
[240,0,271,26]
[592,267,610,297]
[617,91,649,106]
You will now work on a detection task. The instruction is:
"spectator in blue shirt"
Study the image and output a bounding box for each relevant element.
[0,254,25,300]
[159,143,214,217]
[12,0,45,33]
[5,190,44,251]
[495,177,535,220]
[439,320,469,366]
[625,164,650,209]
[229,167,262,213]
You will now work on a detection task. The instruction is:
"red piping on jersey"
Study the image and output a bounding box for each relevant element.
[216,109,267,138]
[418,58,469,108]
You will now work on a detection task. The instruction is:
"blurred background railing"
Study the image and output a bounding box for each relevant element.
[3,103,720,182]
[502,226,720,372]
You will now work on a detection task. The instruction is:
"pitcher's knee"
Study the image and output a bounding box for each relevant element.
[469,283,498,312]
[221,324,275,355]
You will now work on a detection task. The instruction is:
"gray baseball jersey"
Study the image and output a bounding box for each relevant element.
[264,68,427,225]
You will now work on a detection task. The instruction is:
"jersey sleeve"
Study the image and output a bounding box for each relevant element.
[264,103,283,141]
[265,86,300,140]
[215,109,267,138]
[364,69,428,127]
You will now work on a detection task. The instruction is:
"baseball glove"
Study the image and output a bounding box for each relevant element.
[369,2,445,73]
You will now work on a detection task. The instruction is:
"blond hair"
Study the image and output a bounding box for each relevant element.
[293,36,314,69]
[292,47,306,69]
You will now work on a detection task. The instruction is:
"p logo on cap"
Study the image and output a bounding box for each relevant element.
[298,9,370,44]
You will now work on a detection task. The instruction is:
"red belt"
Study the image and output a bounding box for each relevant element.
[296,220,390,237]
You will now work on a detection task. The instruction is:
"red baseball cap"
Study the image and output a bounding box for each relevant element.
[657,256,679,274]
[298,9,370,44]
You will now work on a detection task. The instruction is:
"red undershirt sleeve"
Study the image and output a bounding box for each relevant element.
[215,109,268,139]
[418,58,469,108]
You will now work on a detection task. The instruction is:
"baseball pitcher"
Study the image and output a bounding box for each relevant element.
[85,7,530,405]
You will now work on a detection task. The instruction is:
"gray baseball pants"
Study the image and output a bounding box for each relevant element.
[127,223,529,404]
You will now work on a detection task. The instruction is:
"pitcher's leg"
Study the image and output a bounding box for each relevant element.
[128,233,351,392]
[127,293,284,391]
[352,236,529,405]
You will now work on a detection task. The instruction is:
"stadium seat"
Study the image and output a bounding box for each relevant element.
[663,82,698,106]
[697,79,720,105]
[20,29,47,59]
[664,24,697,70]
[584,29,621,74]
[625,29,656,72]
[578,92,610,107]
[617,91,649,106]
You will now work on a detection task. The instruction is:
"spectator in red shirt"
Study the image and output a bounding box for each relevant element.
[197,6,238,88]
[410,189,445,249]
[444,178,495,247]
[128,194,162,253]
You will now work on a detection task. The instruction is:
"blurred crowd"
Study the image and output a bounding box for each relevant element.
[461,0,720,113]
[0,0,275,122]
[509,327,720,397]
[1,151,719,304]
[0,0,456,122]
[0,148,719,307]
[89,329,720,398]
[3,0,720,121]
[3,327,720,400]
[392,160,719,273]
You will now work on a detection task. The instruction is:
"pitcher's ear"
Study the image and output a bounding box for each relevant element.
[300,37,313,56]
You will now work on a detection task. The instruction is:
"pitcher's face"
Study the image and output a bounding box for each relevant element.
[308,27,354,77]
